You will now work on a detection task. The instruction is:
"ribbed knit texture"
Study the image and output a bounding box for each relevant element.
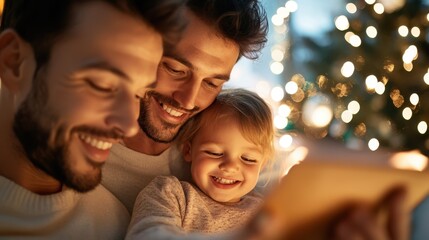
[0,176,130,239]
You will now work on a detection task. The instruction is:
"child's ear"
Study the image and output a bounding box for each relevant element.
[182,141,192,163]
[0,29,36,93]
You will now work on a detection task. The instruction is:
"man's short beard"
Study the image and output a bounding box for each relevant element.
[12,71,101,193]
[138,91,191,143]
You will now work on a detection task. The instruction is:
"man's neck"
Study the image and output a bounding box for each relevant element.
[0,90,62,194]
[123,130,172,156]
[0,131,62,195]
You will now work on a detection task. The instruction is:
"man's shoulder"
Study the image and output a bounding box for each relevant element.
[79,185,130,233]
[80,184,130,218]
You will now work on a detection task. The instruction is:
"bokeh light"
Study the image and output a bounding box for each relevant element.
[271,86,285,102]
[368,138,380,151]
[402,107,412,120]
[335,15,350,31]
[366,26,377,38]
[341,61,355,77]
[348,100,360,114]
[270,62,284,74]
[285,81,299,94]
[418,121,428,134]
[398,25,409,37]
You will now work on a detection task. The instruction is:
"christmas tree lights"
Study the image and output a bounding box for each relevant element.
[273,0,429,156]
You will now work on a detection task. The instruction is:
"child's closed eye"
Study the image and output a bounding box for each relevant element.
[204,151,223,157]
[241,156,258,164]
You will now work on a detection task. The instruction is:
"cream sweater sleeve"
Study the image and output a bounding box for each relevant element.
[128,176,184,234]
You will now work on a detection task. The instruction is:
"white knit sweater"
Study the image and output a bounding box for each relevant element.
[102,143,191,213]
[0,176,130,240]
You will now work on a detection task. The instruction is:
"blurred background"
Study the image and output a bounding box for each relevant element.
[227,0,429,173]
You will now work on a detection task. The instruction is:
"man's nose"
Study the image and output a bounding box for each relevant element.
[105,91,140,138]
[172,78,200,110]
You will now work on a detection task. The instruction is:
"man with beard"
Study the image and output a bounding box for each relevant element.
[103,0,269,214]
[0,0,186,239]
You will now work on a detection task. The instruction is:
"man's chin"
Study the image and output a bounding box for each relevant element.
[142,125,180,144]
[65,176,101,193]
[63,166,102,193]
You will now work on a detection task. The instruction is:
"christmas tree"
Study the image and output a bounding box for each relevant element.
[281,0,429,156]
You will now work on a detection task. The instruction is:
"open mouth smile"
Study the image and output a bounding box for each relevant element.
[78,133,114,150]
[211,176,241,185]
[161,103,185,117]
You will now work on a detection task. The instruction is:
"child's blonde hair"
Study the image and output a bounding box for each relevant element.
[178,88,275,165]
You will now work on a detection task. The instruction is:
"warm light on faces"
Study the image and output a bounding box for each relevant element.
[13,2,162,192]
[184,117,266,203]
[138,11,240,143]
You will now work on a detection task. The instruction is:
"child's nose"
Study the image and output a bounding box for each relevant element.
[219,158,240,172]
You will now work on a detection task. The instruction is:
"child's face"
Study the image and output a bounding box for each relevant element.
[184,117,265,203]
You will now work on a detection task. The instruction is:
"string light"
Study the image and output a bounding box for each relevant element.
[348,100,360,114]
[335,15,350,31]
[365,75,378,90]
[424,72,429,85]
[271,49,285,62]
[285,81,298,94]
[341,110,353,123]
[410,93,419,105]
[346,3,357,14]
[271,14,284,26]
[366,26,378,38]
[278,104,292,117]
[373,3,385,14]
[274,115,288,129]
[402,107,412,120]
[285,0,298,12]
[279,134,293,149]
[341,61,355,77]
[418,121,428,134]
[368,138,380,151]
[398,25,409,37]
[349,34,362,47]
[411,27,421,37]
[271,86,285,102]
[375,82,386,95]
[270,62,284,75]
[277,7,290,18]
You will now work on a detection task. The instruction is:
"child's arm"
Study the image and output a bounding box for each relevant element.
[126,176,185,239]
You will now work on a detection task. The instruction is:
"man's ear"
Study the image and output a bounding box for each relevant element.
[0,29,36,93]
[182,141,193,163]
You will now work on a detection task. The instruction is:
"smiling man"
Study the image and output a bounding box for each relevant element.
[102,0,270,213]
[0,0,186,239]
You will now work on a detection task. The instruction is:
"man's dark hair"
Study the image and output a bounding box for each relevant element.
[0,0,187,68]
[187,0,268,60]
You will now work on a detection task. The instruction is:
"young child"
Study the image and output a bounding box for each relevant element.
[126,88,275,239]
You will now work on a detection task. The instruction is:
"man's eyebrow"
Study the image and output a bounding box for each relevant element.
[212,73,230,81]
[165,54,230,81]
[78,61,131,82]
